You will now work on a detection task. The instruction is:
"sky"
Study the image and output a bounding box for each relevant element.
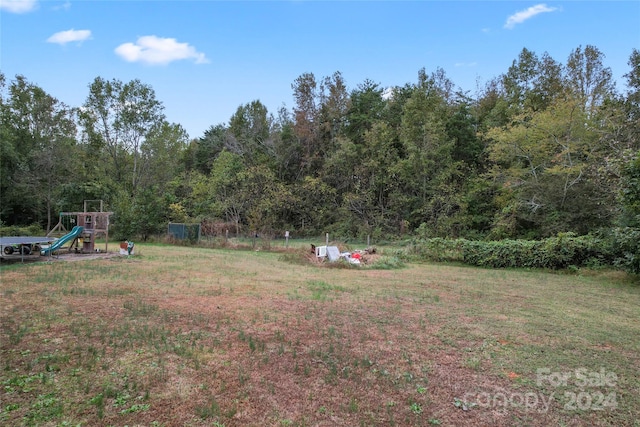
[1,0,639,140]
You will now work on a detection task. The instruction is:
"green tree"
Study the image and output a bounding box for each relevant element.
[0,75,78,229]
[622,49,640,150]
[241,165,294,240]
[138,121,189,192]
[203,151,247,232]
[620,152,640,227]
[487,97,611,236]
[228,100,274,166]
[0,73,22,225]
[322,136,368,235]
[291,72,320,174]
[187,124,228,174]
[344,79,385,145]
[290,175,338,235]
[475,77,510,130]
[502,48,565,115]
[112,186,168,241]
[168,170,208,221]
[358,121,403,234]
[317,71,350,154]
[273,106,303,183]
[395,68,459,233]
[79,77,165,194]
[565,45,615,115]
[446,100,483,169]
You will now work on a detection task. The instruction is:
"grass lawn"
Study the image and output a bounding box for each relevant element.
[1,244,638,426]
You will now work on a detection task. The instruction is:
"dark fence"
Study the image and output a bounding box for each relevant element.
[167,223,201,243]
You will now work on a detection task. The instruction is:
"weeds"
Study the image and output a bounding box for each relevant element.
[3,320,29,345]
[123,299,158,316]
[195,397,220,420]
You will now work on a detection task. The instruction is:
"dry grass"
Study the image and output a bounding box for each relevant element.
[1,244,639,426]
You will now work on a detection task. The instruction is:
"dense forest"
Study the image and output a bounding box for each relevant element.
[1,45,639,247]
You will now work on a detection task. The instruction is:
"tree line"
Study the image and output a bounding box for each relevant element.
[1,45,639,243]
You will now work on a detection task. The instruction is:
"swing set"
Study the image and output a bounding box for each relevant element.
[47,200,113,254]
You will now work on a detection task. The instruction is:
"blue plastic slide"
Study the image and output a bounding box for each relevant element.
[41,226,84,255]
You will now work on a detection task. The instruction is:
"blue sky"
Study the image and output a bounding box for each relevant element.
[2,1,639,139]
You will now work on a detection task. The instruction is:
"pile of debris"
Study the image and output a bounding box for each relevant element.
[311,244,376,265]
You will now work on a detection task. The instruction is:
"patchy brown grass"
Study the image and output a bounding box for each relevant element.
[1,244,639,426]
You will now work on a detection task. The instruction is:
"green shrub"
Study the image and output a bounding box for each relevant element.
[368,256,405,270]
[406,238,464,263]
[610,227,640,275]
[462,239,537,268]
[0,224,45,237]
[409,231,636,273]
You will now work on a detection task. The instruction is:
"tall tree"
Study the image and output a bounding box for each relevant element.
[188,124,228,174]
[241,165,294,239]
[446,100,483,169]
[565,45,615,115]
[204,151,247,232]
[228,100,274,166]
[502,48,565,114]
[487,96,611,236]
[0,73,21,224]
[359,121,403,233]
[536,52,565,110]
[395,68,455,231]
[475,77,510,130]
[273,106,303,182]
[291,72,320,174]
[318,71,350,153]
[138,121,188,192]
[620,152,640,227]
[623,49,640,148]
[290,175,338,235]
[0,75,77,229]
[502,48,540,114]
[344,79,385,145]
[79,77,165,194]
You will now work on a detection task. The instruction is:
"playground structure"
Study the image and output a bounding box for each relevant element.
[46,200,113,255]
[41,226,85,255]
[0,201,113,260]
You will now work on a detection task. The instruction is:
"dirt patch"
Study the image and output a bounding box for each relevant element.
[52,251,121,262]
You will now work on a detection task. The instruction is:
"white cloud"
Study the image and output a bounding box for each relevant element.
[382,87,395,100]
[504,4,558,29]
[53,1,71,11]
[0,0,37,13]
[115,36,209,65]
[47,29,92,45]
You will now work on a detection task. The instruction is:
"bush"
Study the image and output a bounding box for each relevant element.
[367,256,405,270]
[406,238,465,263]
[462,239,538,268]
[0,224,46,237]
[610,227,640,275]
[463,234,613,269]
[409,231,635,273]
